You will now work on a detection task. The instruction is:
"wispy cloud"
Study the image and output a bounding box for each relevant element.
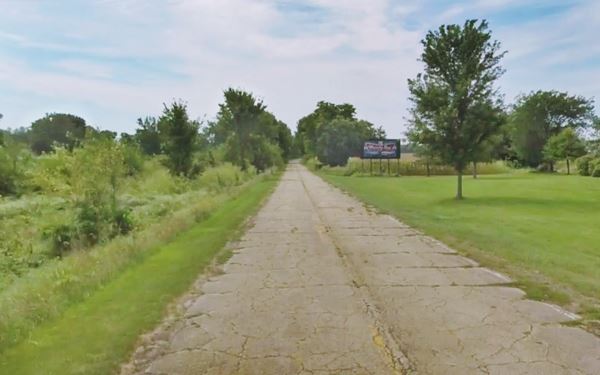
[0,0,597,136]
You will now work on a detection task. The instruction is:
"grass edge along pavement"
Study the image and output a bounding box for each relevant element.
[0,172,280,375]
[318,171,600,332]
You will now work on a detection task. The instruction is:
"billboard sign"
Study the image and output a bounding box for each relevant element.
[362,139,400,159]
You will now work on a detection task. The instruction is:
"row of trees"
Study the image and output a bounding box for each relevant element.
[1,89,293,256]
[128,89,293,176]
[406,19,599,198]
[289,20,599,199]
[0,88,293,197]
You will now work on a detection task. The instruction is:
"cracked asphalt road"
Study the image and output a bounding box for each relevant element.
[124,163,600,374]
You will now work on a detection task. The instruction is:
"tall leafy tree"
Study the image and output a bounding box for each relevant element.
[509,91,595,168]
[542,128,587,174]
[407,19,506,199]
[29,113,87,154]
[134,116,162,155]
[159,101,199,177]
[218,88,266,169]
[296,101,356,155]
[316,119,382,166]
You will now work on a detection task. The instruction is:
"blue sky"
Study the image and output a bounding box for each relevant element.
[1,0,598,138]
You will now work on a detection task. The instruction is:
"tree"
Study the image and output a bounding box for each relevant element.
[219,89,266,170]
[296,101,356,155]
[29,113,87,154]
[543,128,586,174]
[509,91,595,169]
[316,119,382,166]
[159,101,199,177]
[407,19,506,199]
[134,116,162,155]
[0,138,31,196]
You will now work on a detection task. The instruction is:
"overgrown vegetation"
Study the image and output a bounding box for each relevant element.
[0,174,279,374]
[0,88,290,356]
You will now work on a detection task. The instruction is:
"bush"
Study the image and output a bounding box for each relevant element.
[112,208,134,236]
[122,144,144,176]
[576,155,594,176]
[592,164,600,178]
[197,163,254,192]
[304,157,322,171]
[48,224,76,258]
[77,203,106,246]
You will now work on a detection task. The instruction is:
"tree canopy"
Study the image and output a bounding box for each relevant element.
[407,19,506,199]
[509,90,595,168]
[158,101,199,177]
[295,101,357,156]
[543,128,586,174]
[209,88,290,171]
[29,113,87,154]
[316,119,382,166]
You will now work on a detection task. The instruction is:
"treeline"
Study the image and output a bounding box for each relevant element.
[291,20,600,188]
[0,88,292,197]
[403,19,599,198]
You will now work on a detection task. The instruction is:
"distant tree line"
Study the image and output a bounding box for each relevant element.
[291,19,599,199]
[402,19,598,198]
[0,88,294,197]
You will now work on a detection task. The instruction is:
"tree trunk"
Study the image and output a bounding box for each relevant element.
[472,162,478,179]
[566,159,570,175]
[426,160,430,177]
[456,172,463,200]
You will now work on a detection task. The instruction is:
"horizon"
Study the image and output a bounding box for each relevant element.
[1,0,599,138]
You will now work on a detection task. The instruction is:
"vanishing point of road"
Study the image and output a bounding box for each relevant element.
[123,163,600,375]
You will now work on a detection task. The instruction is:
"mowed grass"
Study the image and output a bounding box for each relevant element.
[0,174,279,375]
[322,172,600,319]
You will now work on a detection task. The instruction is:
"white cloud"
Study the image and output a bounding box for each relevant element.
[0,0,598,137]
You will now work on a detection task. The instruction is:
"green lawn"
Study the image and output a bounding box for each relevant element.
[321,172,600,321]
[0,175,278,375]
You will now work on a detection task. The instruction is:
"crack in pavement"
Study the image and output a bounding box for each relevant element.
[121,163,600,375]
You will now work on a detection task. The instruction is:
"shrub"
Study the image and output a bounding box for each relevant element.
[197,163,253,192]
[576,155,594,176]
[48,224,76,258]
[122,144,144,176]
[77,203,106,246]
[113,208,135,236]
[304,157,322,171]
[592,163,600,178]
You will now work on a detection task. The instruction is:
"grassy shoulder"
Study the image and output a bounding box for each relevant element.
[320,172,600,324]
[0,173,279,375]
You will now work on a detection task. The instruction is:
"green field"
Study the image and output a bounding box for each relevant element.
[0,174,279,375]
[321,172,600,322]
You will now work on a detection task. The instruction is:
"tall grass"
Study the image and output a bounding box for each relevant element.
[0,166,271,353]
[196,162,257,191]
[319,157,511,176]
